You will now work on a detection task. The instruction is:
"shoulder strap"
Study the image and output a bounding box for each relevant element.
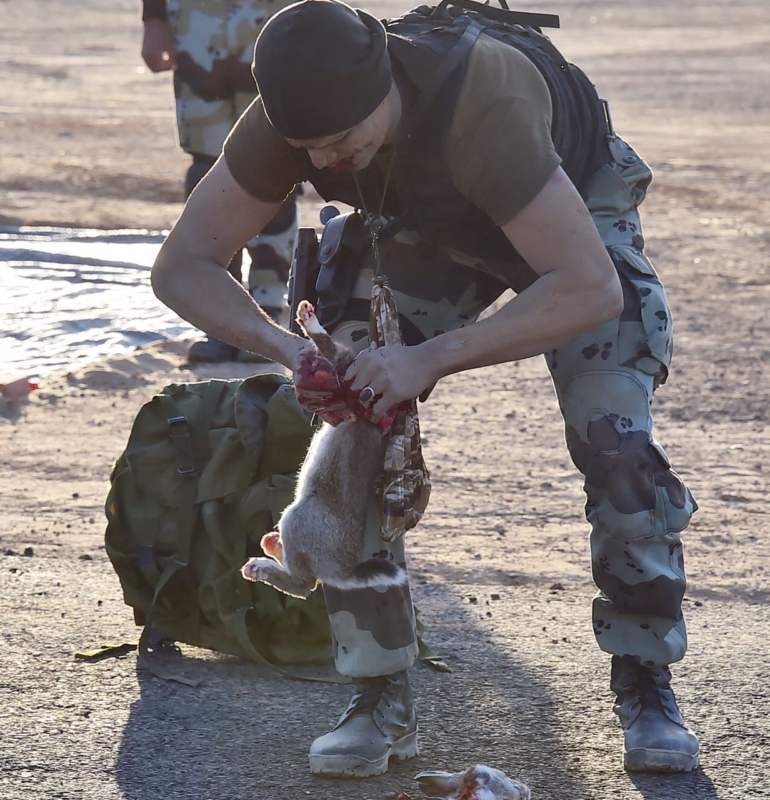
[394,1,559,139]
[158,380,227,566]
[430,0,559,29]
[399,19,485,138]
[137,560,202,687]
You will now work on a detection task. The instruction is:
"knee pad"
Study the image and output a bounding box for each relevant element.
[567,416,695,541]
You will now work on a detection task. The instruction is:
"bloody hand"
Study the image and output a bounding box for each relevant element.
[294,349,355,425]
[341,382,410,434]
[294,350,407,433]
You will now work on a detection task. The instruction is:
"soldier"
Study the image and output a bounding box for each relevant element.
[141,0,298,362]
[151,0,701,777]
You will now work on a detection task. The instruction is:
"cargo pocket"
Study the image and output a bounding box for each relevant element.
[649,439,697,534]
[610,243,673,387]
[607,136,652,207]
[582,163,638,219]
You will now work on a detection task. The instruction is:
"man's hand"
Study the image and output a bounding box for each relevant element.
[292,342,356,426]
[345,343,435,421]
[141,19,177,72]
[291,341,430,430]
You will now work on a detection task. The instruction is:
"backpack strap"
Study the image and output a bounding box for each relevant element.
[395,2,566,139]
[239,473,298,525]
[430,0,559,29]
[198,494,350,684]
[158,379,228,566]
[128,380,230,687]
[230,608,351,683]
[137,559,202,687]
[399,19,485,139]
[256,380,315,480]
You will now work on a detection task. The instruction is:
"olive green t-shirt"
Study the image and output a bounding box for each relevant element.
[224,33,562,226]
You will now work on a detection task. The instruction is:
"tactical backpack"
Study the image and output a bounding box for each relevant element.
[104,373,336,683]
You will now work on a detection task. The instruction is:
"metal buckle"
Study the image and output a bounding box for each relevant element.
[167,415,195,475]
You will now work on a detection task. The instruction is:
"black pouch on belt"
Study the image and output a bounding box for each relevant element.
[314,211,369,331]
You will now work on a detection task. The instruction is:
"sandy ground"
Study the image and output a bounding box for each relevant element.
[1,1,770,798]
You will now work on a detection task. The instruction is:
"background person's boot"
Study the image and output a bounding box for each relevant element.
[187,335,238,363]
[611,655,700,773]
[309,670,418,778]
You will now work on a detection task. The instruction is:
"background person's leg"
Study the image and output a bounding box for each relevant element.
[167,0,242,362]
[231,0,298,360]
[168,0,298,363]
[238,191,299,363]
[167,0,237,160]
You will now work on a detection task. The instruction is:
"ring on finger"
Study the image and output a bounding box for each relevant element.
[359,386,375,405]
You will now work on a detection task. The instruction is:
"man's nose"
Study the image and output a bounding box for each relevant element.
[308,147,336,169]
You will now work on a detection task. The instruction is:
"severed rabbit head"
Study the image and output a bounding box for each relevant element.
[415,765,531,800]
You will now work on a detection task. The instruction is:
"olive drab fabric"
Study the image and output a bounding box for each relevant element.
[104,374,334,677]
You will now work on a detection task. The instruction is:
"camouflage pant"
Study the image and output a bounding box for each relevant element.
[166,0,293,159]
[168,0,297,305]
[325,136,696,677]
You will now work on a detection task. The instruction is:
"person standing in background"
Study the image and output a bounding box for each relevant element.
[140,0,299,362]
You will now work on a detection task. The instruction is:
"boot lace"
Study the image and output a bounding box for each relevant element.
[637,669,666,712]
[348,677,390,719]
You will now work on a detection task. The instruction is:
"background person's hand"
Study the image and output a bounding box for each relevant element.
[141,19,177,72]
[345,343,435,421]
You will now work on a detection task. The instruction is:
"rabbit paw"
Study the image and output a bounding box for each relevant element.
[241,557,274,582]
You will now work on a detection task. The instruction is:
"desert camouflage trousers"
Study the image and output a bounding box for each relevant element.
[166,0,295,159]
[324,136,697,677]
[167,0,297,308]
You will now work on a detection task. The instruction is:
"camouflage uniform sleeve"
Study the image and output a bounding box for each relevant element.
[141,0,167,22]
[223,97,307,203]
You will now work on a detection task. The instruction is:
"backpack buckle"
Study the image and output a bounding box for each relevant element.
[167,415,195,475]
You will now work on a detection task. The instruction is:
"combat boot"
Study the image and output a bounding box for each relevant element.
[309,670,419,778]
[187,335,238,363]
[611,655,700,773]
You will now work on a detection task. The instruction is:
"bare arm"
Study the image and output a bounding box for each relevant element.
[346,166,624,415]
[419,166,623,376]
[151,157,307,368]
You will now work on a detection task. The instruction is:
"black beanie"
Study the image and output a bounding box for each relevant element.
[252,0,392,140]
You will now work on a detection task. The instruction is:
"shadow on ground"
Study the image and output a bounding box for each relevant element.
[113,583,721,800]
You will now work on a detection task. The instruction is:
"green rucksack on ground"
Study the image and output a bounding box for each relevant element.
[104,373,336,683]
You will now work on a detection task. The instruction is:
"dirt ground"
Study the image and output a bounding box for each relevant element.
[1,1,769,798]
